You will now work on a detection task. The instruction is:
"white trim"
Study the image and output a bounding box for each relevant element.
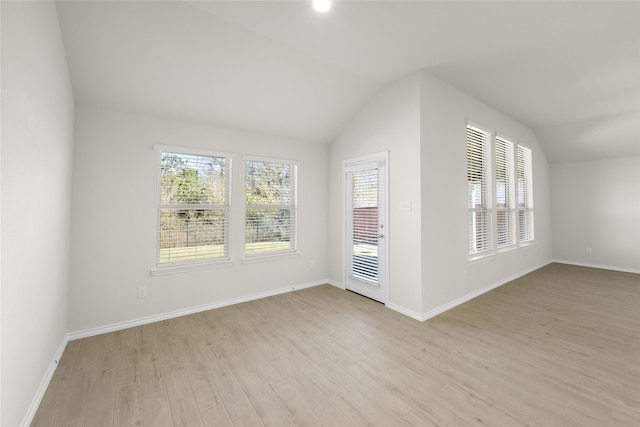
[241,251,301,264]
[243,158,298,257]
[495,132,518,146]
[468,251,495,263]
[155,147,233,268]
[341,151,387,170]
[420,260,552,321]
[68,279,329,340]
[150,259,235,276]
[386,303,425,321]
[467,123,494,258]
[153,143,233,159]
[469,241,536,264]
[342,151,390,304]
[387,260,553,323]
[465,119,494,135]
[326,279,345,289]
[515,141,534,152]
[552,259,640,275]
[25,262,566,424]
[467,122,536,258]
[242,154,300,167]
[20,335,69,427]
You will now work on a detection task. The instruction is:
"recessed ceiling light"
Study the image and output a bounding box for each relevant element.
[313,0,332,13]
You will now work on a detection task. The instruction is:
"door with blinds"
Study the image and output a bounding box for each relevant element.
[344,152,388,304]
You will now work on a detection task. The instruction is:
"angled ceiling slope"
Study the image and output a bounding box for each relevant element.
[56,1,640,163]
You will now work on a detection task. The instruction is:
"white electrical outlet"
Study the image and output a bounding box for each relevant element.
[138,286,147,298]
[586,247,593,254]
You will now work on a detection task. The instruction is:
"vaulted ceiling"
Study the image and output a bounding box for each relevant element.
[55,1,639,163]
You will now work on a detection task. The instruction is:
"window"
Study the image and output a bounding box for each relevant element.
[467,124,493,256]
[245,157,297,256]
[517,145,534,243]
[467,123,534,258]
[156,146,231,266]
[495,136,516,249]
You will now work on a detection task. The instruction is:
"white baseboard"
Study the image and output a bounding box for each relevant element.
[386,303,426,321]
[25,279,331,426]
[399,259,554,322]
[552,259,640,275]
[333,262,554,322]
[21,335,69,427]
[68,279,330,340]
[25,263,563,425]
[326,279,345,289]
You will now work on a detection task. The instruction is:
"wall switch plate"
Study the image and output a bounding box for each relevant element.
[399,201,412,212]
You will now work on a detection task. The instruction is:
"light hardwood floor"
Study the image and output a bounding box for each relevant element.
[32,263,640,426]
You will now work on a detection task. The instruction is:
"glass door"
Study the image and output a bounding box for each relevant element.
[344,153,387,303]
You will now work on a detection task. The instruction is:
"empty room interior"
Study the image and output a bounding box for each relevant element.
[2,0,639,426]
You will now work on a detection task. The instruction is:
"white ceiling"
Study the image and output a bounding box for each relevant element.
[55,0,640,163]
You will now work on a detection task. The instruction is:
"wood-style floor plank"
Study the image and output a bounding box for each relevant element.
[32,263,640,426]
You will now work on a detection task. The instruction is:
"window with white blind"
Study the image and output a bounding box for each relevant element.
[155,146,231,267]
[467,124,493,256]
[349,166,380,283]
[517,145,534,243]
[495,136,516,249]
[467,123,535,258]
[245,157,297,256]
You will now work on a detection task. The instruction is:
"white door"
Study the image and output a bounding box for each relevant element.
[344,152,388,303]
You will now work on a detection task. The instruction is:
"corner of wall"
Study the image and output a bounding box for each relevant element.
[418,71,553,316]
[1,2,75,425]
[328,72,424,314]
[19,336,69,427]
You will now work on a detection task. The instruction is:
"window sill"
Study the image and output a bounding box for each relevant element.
[468,252,494,263]
[150,259,234,276]
[469,241,537,263]
[497,245,518,255]
[241,251,301,265]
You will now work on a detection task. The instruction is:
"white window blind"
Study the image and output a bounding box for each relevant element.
[350,166,380,283]
[495,136,516,249]
[517,145,534,243]
[157,149,231,266]
[245,158,297,256]
[467,124,493,256]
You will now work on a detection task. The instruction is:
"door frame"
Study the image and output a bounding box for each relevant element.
[342,151,389,304]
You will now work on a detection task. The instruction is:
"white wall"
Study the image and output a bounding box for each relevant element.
[551,157,640,273]
[328,71,553,318]
[68,106,328,332]
[328,73,423,314]
[1,2,75,426]
[419,72,552,315]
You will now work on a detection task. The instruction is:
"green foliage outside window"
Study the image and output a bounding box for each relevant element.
[159,152,228,264]
[245,160,295,254]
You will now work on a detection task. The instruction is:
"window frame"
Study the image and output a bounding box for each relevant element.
[467,122,494,258]
[494,134,517,251]
[152,144,234,273]
[242,155,299,262]
[516,144,535,245]
[466,122,535,261]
